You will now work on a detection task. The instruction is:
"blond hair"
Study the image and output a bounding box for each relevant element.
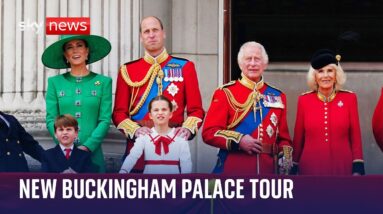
[307,63,346,91]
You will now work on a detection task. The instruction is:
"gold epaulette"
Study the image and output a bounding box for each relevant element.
[182,116,203,135]
[219,81,236,89]
[301,90,315,95]
[339,89,354,93]
[117,118,140,139]
[214,130,243,150]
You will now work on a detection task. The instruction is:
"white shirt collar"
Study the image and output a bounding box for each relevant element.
[59,144,74,154]
[150,127,175,137]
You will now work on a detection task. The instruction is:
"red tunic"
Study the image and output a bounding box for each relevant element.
[112,52,204,170]
[293,91,364,175]
[372,87,383,152]
[202,78,291,175]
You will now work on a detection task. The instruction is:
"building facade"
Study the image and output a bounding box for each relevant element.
[0,0,382,173]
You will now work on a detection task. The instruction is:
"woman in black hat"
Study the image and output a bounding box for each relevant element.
[42,35,112,173]
[292,49,365,175]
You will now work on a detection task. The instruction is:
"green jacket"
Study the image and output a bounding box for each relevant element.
[46,72,112,172]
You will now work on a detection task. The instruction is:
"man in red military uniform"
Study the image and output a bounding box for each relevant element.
[372,88,383,152]
[202,41,292,175]
[113,16,204,172]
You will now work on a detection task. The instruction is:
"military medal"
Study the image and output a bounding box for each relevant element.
[164,69,169,82]
[338,100,344,107]
[263,95,284,108]
[91,90,97,96]
[179,69,184,82]
[266,125,274,138]
[59,91,65,97]
[169,69,174,82]
[174,69,179,82]
[95,81,101,86]
[270,112,278,126]
[167,83,179,97]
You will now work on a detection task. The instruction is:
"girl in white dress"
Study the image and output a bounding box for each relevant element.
[119,95,192,174]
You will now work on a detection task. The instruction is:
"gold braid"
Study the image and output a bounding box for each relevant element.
[120,64,153,87]
[222,88,256,129]
[120,49,169,116]
[129,64,161,115]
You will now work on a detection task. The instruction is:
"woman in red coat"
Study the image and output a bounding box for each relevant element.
[292,49,365,175]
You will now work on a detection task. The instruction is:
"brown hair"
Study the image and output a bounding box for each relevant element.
[148,95,173,112]
[63,39,90,66]
[139,16,164,32]
[54,114,79,132]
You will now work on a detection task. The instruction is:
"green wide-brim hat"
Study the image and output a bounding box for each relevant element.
[41,34,112,69]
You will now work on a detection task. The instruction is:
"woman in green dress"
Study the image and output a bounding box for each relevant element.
[42,35,112,172]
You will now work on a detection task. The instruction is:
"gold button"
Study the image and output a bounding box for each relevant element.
[6,138,9,142]
[325,127,328,130]
[260,133,263,136]
[325,116,327,119]
[17,140,20,144]
[260,138,263,141]
[325,139,328,142]
[324,121,328,124]
[325,107,328,110]
[19,153,22,157]
[324,103,327,106]
[325,133,328,136]
[6,152,10,155]
[325,112,328,115]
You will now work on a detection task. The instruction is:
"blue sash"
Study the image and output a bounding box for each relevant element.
[132,58,187,121]
[213,85,281,173]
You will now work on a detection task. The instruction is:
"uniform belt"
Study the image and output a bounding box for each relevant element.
[261,143,278,155]
[137,120,181,128]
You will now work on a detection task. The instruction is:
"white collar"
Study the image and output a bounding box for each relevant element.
[150,127,175,138]
[59,144,74,151]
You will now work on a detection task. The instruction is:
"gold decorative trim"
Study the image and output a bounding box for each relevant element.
[120,64,153,88]
[182,116,203,135]
[282,146,293,159]
[121,49,169,115]
[353,159,364,163]
[117,118,140,139]
[317,90,337,102]
[239,73,264,90]
[129,70,157,115]
[143,49,169,65]
[226,139,232,151]
[214,130,243,144]
[219,81,236,89]
[222,88,255,129]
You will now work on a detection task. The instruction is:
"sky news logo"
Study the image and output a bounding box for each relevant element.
[46,17,90,35]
